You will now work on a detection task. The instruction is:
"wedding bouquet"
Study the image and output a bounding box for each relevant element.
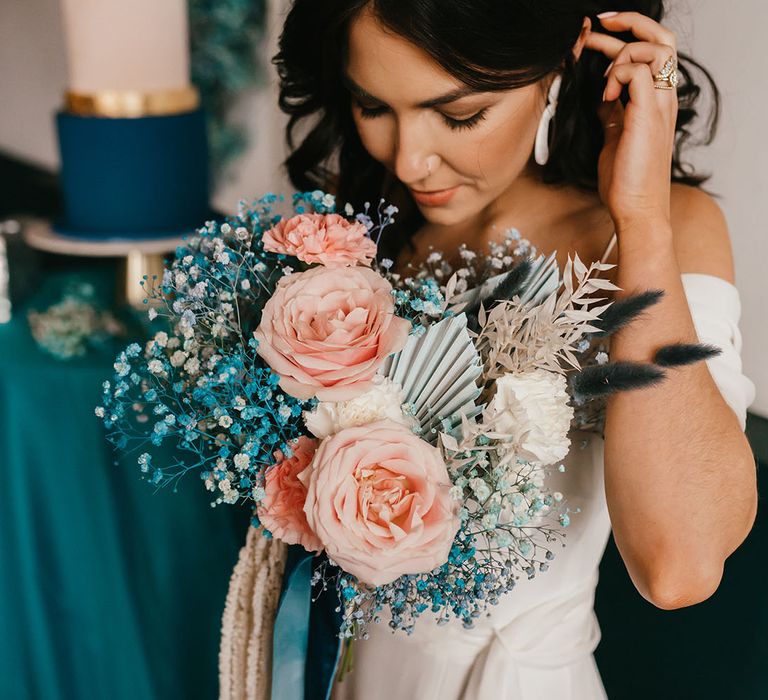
[97,191,717,639]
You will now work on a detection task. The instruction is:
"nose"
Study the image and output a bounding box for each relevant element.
[392,116,434,186]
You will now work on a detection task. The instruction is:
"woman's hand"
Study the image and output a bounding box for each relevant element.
[583,11,679,233]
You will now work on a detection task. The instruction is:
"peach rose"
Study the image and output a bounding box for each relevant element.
[299,419,460,586]
[257,436,322,552]
[253,266,411,401]
[263,213,377,268]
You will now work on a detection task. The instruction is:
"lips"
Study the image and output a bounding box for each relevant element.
[409,186,459,207]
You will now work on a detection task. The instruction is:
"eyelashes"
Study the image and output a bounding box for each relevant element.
[354,103,389,119]
[444,108,488,131]
[353,100,489,132]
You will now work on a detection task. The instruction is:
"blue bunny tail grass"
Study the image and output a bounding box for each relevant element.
[490,258,534,304]
[465,259,533,331]
[654,342,722,367]
[570,362,666,400]
[592,290,665,338]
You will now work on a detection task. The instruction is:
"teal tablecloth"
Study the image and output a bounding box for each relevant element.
[0,259,250,699]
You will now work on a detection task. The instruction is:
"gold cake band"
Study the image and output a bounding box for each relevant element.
[65,86,200,118]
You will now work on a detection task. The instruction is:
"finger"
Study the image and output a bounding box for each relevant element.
[603,62,657,108]
[599,100,626,143]
[583,31,627,61]
[598,99,625,127]
[608,41,677,77]
[597,11,677,50]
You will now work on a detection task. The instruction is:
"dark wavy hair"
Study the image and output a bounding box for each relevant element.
[274,0,720,259]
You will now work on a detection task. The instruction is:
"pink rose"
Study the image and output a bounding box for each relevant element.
[263,213,377,268]
[257,436,322,552]
[299,419,460,586]
[253,266,411,401]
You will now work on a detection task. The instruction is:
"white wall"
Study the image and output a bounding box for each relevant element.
[211,0,293,209]
[1,0,765,414]
[667,1,768,415]
[0,0,67,166]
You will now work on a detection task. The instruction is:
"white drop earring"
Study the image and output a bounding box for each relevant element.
[534,74,563,166]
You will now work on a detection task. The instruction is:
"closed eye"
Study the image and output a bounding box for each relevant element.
[353,98,489,132]
[356,102,389,119]
[443,108,488,131]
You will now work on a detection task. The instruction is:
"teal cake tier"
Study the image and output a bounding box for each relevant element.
[54,108,213,239]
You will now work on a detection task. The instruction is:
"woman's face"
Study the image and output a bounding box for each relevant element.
[345,7,547,227]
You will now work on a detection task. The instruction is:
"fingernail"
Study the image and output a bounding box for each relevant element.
[603,61,613,77]
[602,87,608,102]
[597,11,619,18]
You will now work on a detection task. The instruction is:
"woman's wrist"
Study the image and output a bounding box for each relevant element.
[614,215,674,254]
[614,214,672,237]
[611,216,678,291]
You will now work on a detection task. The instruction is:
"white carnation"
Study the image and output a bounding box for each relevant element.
[304,376,415,438]
[490,369,574,466]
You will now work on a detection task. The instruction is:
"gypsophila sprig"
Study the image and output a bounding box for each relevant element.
[28,280,125,360]
[98,193,367,504]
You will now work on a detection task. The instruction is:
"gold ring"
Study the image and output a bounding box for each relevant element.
[653,56,679,90]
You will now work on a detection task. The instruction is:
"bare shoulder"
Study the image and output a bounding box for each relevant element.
[669,183,735,284]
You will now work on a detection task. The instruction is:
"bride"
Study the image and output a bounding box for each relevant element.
[234,2,757,698]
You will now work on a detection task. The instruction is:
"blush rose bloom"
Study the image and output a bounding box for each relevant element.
[257,436,322,552]
[299,419,460,586]
[263,213,377,268]
[253,266,411,401]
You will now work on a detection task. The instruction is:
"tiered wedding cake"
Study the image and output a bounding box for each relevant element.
[55,0,212,239]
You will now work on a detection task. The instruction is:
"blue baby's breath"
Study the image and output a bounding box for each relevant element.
[98,193,326,505]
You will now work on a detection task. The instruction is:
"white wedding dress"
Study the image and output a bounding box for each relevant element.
[332,245,756,700]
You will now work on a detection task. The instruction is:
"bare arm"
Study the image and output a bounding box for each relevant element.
[604,184,757,609]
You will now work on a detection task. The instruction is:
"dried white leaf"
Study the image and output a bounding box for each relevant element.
[573,254,588,280]
[584,278,620,292]
[440,432,459,452]
[445,273,458,302]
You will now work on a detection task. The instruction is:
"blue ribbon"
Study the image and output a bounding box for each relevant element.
[271,548,313,699]
[271,546,344,700]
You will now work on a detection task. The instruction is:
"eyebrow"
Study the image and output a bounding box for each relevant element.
[342,74,478,108]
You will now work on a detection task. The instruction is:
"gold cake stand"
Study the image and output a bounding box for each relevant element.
[24,219,185,308]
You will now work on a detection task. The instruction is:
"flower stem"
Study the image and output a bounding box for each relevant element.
[335,633,356,683]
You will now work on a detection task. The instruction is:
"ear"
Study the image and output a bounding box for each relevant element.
[572,17,592,62]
